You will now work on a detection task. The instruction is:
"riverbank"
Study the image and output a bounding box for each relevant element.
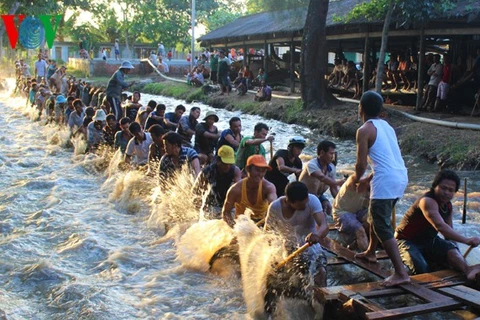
[99,77,480,170]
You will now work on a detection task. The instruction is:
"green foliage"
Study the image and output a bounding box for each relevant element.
[246,0,308,13]
[284,99,303,122]
[186,88,205,103]
[204,9,241,33]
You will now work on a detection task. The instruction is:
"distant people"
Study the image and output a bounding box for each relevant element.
[254,81,272,102]
[434,54,452,112]
[106,61,135,121]
[114,39,120,60]
[193,145,242,219]
[217,116,242,152]
[396,170,480,280]
[34,53,48,84]
[124,121,152,167]
[222,155,277,227]
[157,42,166,57]
[210,50,219,84]
[217,50,231,95]
[158,57,169,73]
[102,47,107,60]
[332,182,370,251]
[125,91,142,121]
[299,140,344,216]
[167,50,173,61]
[265,137,305,197]
[149,51,158,66]
[186,51,192,62]
[235,122,274,171]
[422,54,443,111]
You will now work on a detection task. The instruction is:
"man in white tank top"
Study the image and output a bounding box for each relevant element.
[345,91,410,287]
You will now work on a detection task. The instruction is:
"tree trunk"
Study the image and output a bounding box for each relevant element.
[375,0,395,93]
[415,26,425,111]
[0,1,21,58]
[301,0,337,109]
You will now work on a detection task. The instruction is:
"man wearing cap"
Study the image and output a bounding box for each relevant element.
[345,91,409,287]
[87,109,107,152]
[235,122,274,171]
[106,61,136,121]
[195,110,221,164]
[222,155,277,227]
[299,140,344,216]
[193,145,242,219]
[178,106,200,146]
[265,137,305,197]
[54,95,67,124]
[125,121,153,167]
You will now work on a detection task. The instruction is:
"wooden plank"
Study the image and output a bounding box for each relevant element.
[398,281,452,303]
[316,270,464,303]
[321,238,391,278]
[366,299,462,320]
[438,285,480,309]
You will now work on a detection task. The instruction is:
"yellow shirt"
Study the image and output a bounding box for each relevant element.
[235,179,269,221]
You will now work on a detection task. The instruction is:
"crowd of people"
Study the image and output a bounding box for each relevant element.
[14,56,480,310]
[328,49,480,112]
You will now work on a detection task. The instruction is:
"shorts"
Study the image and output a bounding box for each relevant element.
[436,81,449,100]
[368,198,397,242]
[115,49,120,55]
[335,208,367,235]
[397,236,458,275]
[219,75,229,87]
[210,72,217,82]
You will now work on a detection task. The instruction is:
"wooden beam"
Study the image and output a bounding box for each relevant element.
[438,285,480,309]
[366,299,462,320]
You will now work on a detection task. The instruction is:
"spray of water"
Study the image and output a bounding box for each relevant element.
[148,166,200,233]
[176,219,235,272]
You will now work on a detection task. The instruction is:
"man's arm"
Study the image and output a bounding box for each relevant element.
[306,210,329,244]
[191,158,201,178]
[224,133,240,148]
[244,135,274,146]
[164,116,178,129]
[276,157,302,175]
[346,124,373,189]
[180,117,195,136]
[264,180,278,204]
[222,184,240,228]
[233,166,242,183]
[421,197,480,246]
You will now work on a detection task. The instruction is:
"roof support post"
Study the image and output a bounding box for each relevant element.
[263,40,268,73]
[290,37,295,94]
[362,32,370,94]
[415,26,426,111]
[243,39,247,68]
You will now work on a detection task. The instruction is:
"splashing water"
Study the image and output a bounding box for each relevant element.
[176,219,235,273]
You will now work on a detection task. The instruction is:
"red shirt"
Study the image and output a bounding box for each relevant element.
[442,63,451,83]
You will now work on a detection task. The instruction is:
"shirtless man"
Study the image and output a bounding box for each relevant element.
[222,155,277,227]
[396,170,480,280]
[345,91,410,287]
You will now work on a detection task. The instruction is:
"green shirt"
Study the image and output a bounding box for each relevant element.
[235,136,266,170]
[210,55,219,72]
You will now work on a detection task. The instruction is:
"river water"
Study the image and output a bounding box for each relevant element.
[0,88,479,319]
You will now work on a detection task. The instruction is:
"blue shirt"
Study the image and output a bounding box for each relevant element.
[159,147,198,180]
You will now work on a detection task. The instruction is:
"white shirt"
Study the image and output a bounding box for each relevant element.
[34,59,48,77]
[365,119,408,199]
[125,132,153,165]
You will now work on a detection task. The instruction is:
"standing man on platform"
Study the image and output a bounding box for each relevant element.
[345,91,410,287]
[106,61,135,121]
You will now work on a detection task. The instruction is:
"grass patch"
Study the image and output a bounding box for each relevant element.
[143,82,201,101]
[284,99,303,123]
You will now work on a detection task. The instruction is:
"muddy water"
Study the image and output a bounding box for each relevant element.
[0,89,479,319]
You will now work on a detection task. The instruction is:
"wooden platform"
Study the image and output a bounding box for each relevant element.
[316,237,480,319]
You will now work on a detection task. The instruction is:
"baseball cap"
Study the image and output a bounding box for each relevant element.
[246,155,271,170]
[217,145,235,164]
